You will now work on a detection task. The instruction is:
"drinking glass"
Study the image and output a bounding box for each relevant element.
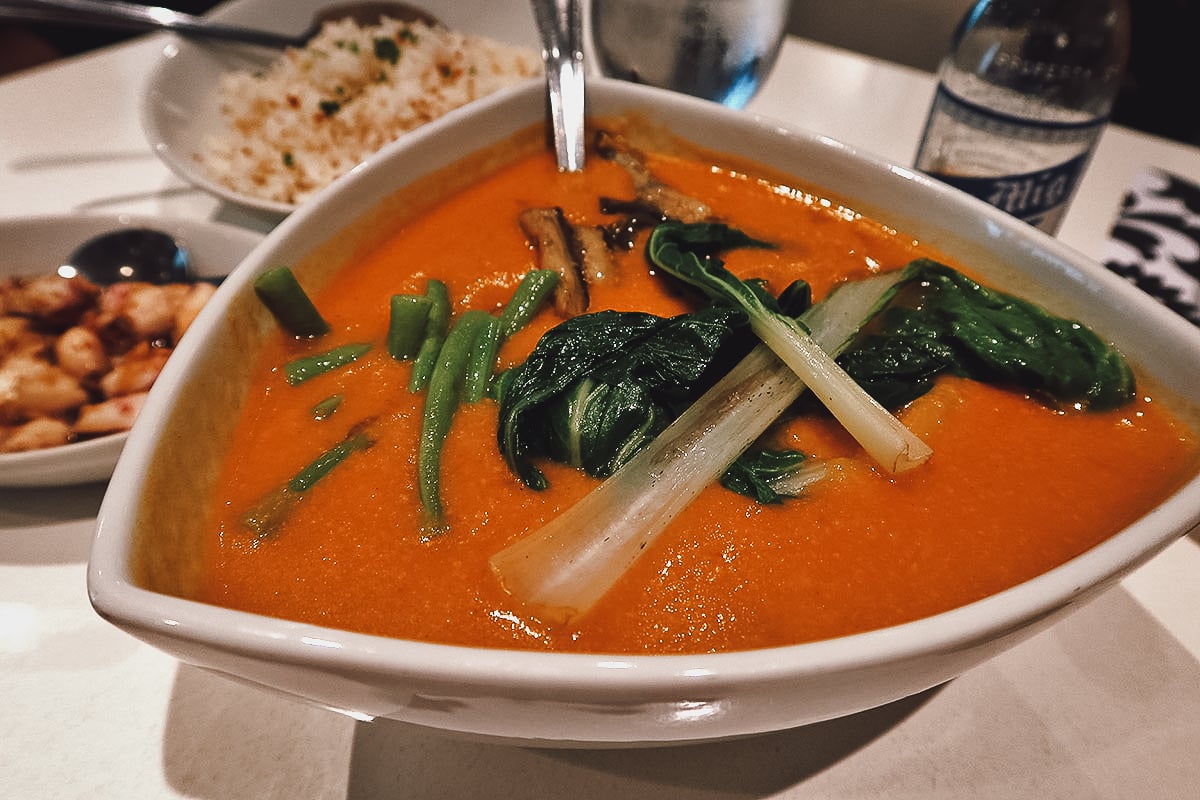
[589,0,790,109]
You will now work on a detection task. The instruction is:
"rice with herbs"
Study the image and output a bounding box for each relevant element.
[200,18,540,206]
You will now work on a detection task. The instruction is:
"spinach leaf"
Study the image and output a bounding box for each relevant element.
[839,259,1136,410]
[498,308,751,489]
[720,449,810,504]
[646,222,781,315]
[834,306,959,409]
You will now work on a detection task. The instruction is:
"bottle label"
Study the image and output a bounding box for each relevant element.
[926,154,1090,230]
[918,85,1107,231]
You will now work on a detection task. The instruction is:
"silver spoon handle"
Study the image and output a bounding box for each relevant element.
[530,0,586,172]
[0,0,300,48]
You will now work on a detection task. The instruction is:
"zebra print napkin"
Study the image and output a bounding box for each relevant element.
[1103,167,1200,326]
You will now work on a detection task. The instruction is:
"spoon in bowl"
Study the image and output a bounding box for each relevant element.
[0,0,443,48]
[530,0,586,172]
[58,227,199,286]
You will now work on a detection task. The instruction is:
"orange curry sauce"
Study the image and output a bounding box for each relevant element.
[201,148,1198,654]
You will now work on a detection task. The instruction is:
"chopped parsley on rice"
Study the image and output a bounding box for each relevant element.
[200,18,539,206]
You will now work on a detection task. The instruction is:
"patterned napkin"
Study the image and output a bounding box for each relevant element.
[1102,167,1200,326]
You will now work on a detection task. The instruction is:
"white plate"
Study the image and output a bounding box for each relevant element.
[0,213,262,487]
[141,0,541,217]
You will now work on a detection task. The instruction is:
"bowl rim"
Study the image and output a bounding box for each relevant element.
[140,39,298,218]
[91,77,1200,697]
[138,0,543,218]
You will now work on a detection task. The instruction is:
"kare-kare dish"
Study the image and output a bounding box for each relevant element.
[191,122,1198,656]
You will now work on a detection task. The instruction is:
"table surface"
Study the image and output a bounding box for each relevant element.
[2,27,1200,800]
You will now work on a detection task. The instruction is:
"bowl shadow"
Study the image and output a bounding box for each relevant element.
[0,481,106,565]
[342,687,939,799]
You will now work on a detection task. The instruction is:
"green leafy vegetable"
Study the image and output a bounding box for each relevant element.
[648,222,932,473]
[498,307,747,490]
[838,259,1136,410]
[719,449,810,504]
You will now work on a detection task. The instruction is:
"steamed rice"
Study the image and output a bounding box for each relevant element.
[200,18,540,206]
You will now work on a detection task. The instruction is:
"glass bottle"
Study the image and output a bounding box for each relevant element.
[913,0,1131,234]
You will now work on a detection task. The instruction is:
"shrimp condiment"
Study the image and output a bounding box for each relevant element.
[0,274,212,452]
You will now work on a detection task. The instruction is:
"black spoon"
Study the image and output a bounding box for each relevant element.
[58,227,195,285]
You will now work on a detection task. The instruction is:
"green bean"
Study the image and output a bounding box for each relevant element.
[284,342,371,386]
[387,293,432,360]
[288,430,374,493]
[311,394,343,420]
[497,269,559,339]
[464,313,501,403]
[409,280,451,392]
[241,486,297,540]
[253,266,331,338]
[242,424,375,538]
[418,310,491,527]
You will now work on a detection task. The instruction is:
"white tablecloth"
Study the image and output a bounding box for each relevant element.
[2,29,1199,800]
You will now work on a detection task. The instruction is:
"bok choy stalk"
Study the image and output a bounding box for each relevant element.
[488,269,916,624]
[647,222,932,473]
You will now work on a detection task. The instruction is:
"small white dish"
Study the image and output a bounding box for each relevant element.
[0,213,262,486]
[141,0,540,217]
[92,79,1200,746]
